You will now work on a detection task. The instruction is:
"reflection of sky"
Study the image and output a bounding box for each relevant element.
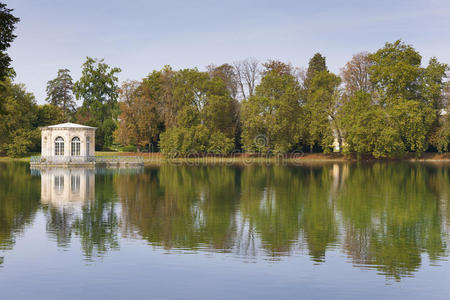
[1,211,450,299]
[8,0,450,103]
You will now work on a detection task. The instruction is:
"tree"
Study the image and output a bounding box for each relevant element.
[158,68,235,155]
[369,40,422,102]
[0,78,39,157]
[114,80,161,152]
[46,69,76,120]
[37,104,65,126]
[305,71,342,152]
[207,63,241,148]
[233,58,260,100]
[341,52,373,96]
[388,99,435,154]
[144,66,176,128]
[0,3,19,80]
[369,40,448,155]
[241,61,302,153]
[430,81,449,152]
[73,57,121,149]
[339,92,404,157]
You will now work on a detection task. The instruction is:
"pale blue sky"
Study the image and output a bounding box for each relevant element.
[7,0,450,104]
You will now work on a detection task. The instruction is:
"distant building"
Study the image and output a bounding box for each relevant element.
[39,122,96,165]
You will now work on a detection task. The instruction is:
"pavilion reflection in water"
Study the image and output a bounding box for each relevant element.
[40,168,95,207]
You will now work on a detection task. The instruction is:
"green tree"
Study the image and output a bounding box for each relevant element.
[304,71,341,152]
[45,69,76,120]
[0,3,19,80]
[430,98,449,152]
[144,66,177,129]
[241,61,302,153]
[339,92,404,157]
[73,57,121,150]
[368,40,448,155]
[0,78,39,157]
[208,64,242,148]
[370,40,422,102]
[159,68,235,155]
[36,104,65,126]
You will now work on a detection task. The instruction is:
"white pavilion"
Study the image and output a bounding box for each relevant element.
[39,123,96,165]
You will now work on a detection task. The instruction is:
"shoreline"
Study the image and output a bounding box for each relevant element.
[1,152,449,165]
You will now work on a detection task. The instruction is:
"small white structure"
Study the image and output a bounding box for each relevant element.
[39,123,96,165]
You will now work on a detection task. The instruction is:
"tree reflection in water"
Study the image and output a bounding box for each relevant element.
[0,162,448,280]
[117,163,449,280]
[0,162,40,251]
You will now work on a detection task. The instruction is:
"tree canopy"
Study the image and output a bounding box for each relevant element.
[0,20,448,159]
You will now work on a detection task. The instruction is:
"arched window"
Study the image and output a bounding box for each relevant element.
[71,137,80,156]
[55,137,64,156]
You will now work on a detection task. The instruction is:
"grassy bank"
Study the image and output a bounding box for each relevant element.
[2,152,449,165]
[98,152,450,166]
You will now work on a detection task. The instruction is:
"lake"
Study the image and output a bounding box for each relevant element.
[0,161,449,299]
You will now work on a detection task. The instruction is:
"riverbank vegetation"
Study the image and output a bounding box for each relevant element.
[0,2,448,158]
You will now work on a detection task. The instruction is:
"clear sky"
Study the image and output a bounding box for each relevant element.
[6,0,450,104]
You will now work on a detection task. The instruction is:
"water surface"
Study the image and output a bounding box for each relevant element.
[0,162,449,299]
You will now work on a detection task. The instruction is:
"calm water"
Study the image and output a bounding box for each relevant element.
[0,162,449,299]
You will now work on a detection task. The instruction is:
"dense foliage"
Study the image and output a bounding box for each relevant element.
[0,1,448,157]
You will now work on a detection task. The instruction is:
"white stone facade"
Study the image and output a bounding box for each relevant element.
[40,123,96,163]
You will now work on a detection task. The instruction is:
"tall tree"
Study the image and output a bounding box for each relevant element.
[0,2,19,80]
[241,61,302,153]
[305,70,342,152]
[145,66,176,128]
[369,40,448,155]
[301,53,342,152]
[73,57,121,149]
[207,63,242,148]
[159,68,235,155]
[114,80,161,152]
[45,68,75,120]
